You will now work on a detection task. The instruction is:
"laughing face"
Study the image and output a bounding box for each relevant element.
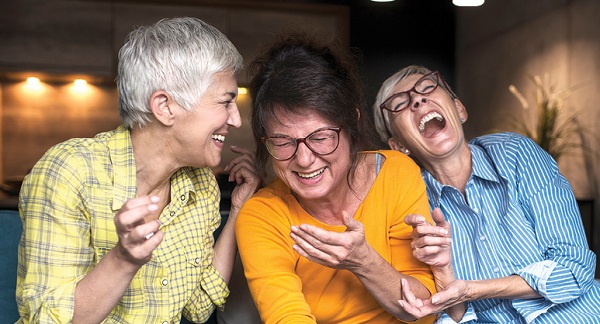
[266,108,352,203]
[174,70,241,168]
[385,73,468,163]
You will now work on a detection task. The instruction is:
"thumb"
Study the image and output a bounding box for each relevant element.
[432,208,450,229]
[341,210,360,231]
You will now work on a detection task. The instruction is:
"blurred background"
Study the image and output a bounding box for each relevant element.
[0,0,598,274]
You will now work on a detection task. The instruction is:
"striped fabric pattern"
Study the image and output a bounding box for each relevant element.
[423,132,600,323]
[17,125,228,323]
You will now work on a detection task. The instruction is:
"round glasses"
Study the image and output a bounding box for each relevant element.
[262,127,342,161]
[379,71,441,137]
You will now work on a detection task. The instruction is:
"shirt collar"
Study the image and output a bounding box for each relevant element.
[422,144,500,207]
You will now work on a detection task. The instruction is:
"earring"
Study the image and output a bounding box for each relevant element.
[460,118,465,123]
[404,148,411,155]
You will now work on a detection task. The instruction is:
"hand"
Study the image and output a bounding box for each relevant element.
[113,196,164,266]
[405,208,452,268]
[290,211,370,271]
[398,278,470,319]
[224,146,261,212]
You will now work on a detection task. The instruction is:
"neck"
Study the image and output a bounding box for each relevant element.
[421,142,472,194]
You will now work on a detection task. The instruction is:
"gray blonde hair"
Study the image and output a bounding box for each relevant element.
[372,65,457,143]
[117,17,243,128]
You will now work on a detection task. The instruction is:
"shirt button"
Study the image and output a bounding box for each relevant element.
[479,235,486,241]
[472,208,479,213]
[162,321,169,324]
[493,267,500,273]
[195,257,200,264]
[162,278,169,286]
[170,211,175,216]
[180,194,186,201]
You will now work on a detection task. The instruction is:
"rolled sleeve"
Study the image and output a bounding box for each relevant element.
[435,304,478,324]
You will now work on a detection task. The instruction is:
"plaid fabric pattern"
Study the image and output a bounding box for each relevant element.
[17,125,228,323]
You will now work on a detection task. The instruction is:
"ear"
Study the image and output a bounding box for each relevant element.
[387,137,409,155]
[150,90,175,126]
[454,99,468,123]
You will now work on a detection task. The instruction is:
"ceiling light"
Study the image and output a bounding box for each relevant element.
[453,0,484,6]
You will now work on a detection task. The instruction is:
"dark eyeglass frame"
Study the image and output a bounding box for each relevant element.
[379,71,444,137]
[262,127,342,161]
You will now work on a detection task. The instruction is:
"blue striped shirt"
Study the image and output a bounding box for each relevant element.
[422,133,600,324]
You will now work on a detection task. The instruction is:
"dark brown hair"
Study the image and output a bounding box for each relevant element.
[249,33,378,184]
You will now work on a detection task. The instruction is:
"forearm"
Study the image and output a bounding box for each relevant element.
[432,266,466,322]
[73,249,140,324]
[467,275,541,301]
[353,246,431,321]
[212,207,239,284]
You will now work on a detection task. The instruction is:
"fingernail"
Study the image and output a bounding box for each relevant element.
[418,216,425,222]
[145,232,155,240]
[431,296,438,304]
[150,196,160,203]
[148,204,158,211]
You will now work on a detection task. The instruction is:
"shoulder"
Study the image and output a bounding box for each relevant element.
[374,149,422,176]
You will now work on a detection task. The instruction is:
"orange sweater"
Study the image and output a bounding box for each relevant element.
[236,150,436,324]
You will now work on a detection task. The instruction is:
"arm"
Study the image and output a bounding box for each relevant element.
[74,197,163,324]
[236,193,316,324]
[212,146,260,283]
[291,212,431,322]
[18,147,161,324]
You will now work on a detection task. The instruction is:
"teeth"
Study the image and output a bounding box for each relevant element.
[419,112,443,133]
[212,134,225,143]
[297,167,326,179]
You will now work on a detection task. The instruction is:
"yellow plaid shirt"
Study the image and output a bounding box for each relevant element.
[17,125,228,323]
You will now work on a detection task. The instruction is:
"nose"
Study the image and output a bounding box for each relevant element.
[410,94,428,110]
[227,103,242,128]
[294,141,316,167]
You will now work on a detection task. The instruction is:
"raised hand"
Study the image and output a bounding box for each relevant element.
[405,208,452,268]
[113,196,164,267]
[224,146,261,212]
[398,277,470,319]
[290,211,370,271]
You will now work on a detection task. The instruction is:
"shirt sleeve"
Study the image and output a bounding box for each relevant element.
[17,145,92,323]
[508,136,597,321]
[236,194,316,324]
[183,263,230,323]
[436,304,478,323]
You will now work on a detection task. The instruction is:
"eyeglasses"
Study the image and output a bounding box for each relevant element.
[262,127,342,161]
[379,71,442,137]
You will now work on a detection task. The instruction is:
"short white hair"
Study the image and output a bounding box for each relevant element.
[372,65,457,143]
[117,17,243,128]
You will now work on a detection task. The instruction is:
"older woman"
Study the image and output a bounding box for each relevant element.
[373,65,600,323]
[235,35,436,324]
[17,17,259,323]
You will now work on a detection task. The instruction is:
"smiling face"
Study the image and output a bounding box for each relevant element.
[385,73,468,163]
[174,70,241,168]
[266,108,352,203]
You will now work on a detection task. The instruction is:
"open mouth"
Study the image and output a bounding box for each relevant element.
[295,167,326,179]
[212,134,225,143]
[419,112,446,137]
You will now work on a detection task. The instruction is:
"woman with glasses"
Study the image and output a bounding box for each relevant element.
[235,36,437,324]
[373,65,600,323]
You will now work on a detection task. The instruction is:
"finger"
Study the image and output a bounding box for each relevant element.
[432,208,450,230]
[404,214,430,227]
[115,196,160,230]
[401,278,424,308]
[295,224,345,247]
[341,211,362,232]
[290,232,331,263]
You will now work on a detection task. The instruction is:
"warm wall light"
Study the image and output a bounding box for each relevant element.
[453,0,485,6]
[238,87,248,95]
[73,79,87,88]
[24,76,43,92]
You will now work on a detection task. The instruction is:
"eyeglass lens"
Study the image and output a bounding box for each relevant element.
[383,73,439,112]
[265,128,340,161]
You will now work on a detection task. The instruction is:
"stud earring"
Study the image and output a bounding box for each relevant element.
[460,117,465,123]
[404,148,411,155]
